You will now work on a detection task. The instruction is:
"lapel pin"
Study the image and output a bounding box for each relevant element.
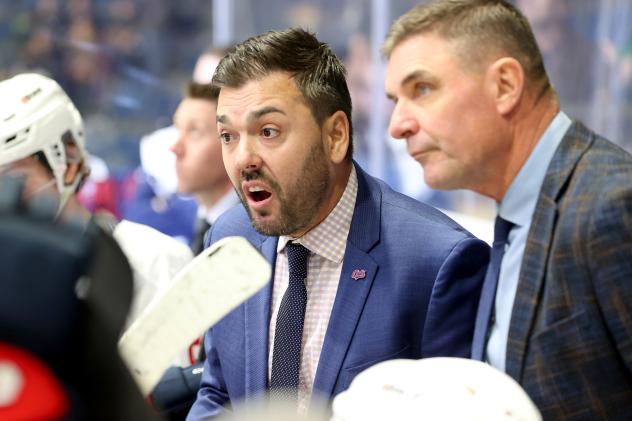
[351,269,367,280]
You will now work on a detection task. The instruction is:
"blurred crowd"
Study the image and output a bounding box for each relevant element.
[2,0,632,228]
[0,0,213,173]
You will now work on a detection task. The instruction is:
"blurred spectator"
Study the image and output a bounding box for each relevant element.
[22,28,60,75]
[344,33,373,167]
[516,0,597,115]
[623,35,632,87]
[60,17,104,114]
[170,80,238,255]
[121,46,230,245]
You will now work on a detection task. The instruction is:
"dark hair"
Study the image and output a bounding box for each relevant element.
[212,28,354,160]
[382,0,550,96]
[185,81,220,102]
[201,45,231,58]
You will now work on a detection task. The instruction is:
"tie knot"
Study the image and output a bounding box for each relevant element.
[493,216,514,245]
[286,242,310,280]
[196,217,211,232]
[191,218,212,255]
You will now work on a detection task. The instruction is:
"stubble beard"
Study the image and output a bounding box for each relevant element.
[237,141,331,237]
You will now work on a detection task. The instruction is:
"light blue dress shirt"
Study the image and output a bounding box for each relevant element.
[486,111,572,371]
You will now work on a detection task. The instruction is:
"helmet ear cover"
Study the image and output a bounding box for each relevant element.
[32,151,54,174]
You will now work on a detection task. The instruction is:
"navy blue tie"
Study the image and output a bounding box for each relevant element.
[270,242,310,401]
[191,218,211,255]
[471,216,514,361]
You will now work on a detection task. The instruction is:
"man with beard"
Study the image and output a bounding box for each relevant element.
[186,28,489,420]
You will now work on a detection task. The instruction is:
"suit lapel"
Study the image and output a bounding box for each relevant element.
[311,244,378,397]
[312,164,381,398]
[244,236,277,398]
[506,122,594,381]
[505,196,557,380]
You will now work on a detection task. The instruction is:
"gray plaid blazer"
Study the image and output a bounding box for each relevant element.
[506,121,632,420]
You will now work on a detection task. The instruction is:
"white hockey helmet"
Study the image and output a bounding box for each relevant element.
[0,73,90,207]
[332,358,542,421]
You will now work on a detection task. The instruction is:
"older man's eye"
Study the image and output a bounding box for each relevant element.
[415,83,431,97]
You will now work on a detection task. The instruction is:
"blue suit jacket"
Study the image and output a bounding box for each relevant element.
[506,122,632,419]
[187,165,489,419]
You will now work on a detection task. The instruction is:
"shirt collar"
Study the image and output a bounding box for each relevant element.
[277,166,358,263]
[198,189,240,224]
[499,111,572,227]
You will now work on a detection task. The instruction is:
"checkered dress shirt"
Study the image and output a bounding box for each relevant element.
[268,167,358,413]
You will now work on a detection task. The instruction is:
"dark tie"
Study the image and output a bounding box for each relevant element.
[270,242,310,402]
[191,218,210,255]
[471,216,514,361]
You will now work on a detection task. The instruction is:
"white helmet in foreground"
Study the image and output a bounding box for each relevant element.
[0,73,90,211]
[331,357,542,421]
